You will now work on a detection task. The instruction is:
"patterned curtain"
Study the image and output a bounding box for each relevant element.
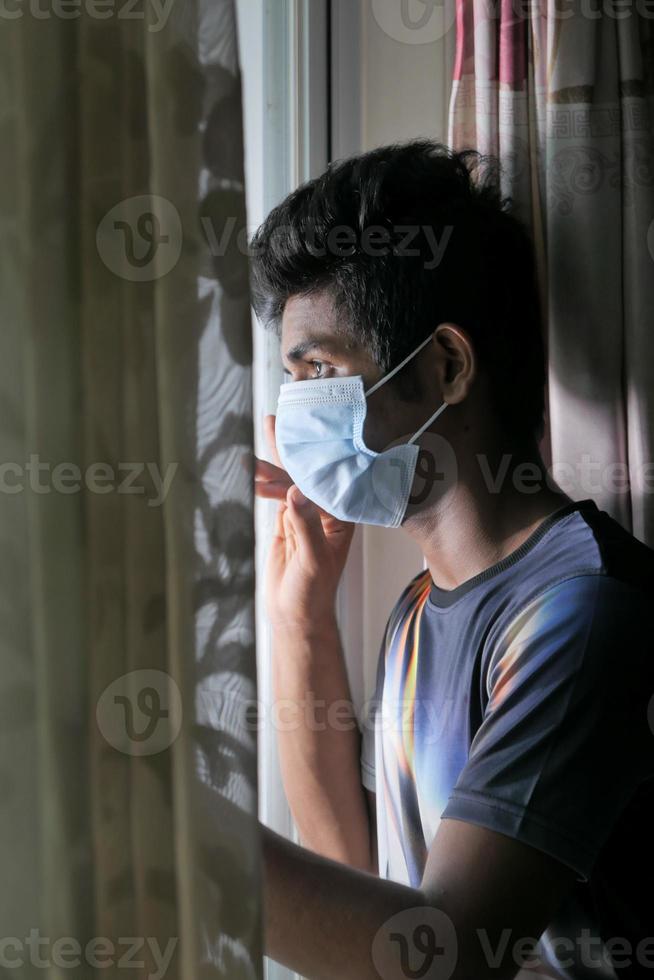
[0,2,261,977]
[449,1,654,545]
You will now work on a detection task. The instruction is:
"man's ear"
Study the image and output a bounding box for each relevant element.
[433,322,476,404]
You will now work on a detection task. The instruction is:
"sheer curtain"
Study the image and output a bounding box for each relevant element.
[449,1,654,545]
[0,2,261,977]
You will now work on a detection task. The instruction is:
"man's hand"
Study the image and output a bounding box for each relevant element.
[254,414,355,630]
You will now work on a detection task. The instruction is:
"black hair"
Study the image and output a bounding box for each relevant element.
[249,139,546,445]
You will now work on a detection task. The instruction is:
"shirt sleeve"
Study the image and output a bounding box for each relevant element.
[441,573,651,881]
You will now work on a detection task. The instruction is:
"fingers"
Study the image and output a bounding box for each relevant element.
[264,414,283,468]
[285,484,326,560]
[255,457,289,483]
[254,456,292,501]
[271,501,287,544]
[282,505,296,565]
[267,501,296,572]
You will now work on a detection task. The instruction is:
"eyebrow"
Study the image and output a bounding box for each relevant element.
[284,338,337,363]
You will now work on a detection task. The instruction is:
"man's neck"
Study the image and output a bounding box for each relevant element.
[403,455,573,593]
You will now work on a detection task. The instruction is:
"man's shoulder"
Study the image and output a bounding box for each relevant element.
[485,571,651,700]
[506,499,653,609]
[476,502,653,679]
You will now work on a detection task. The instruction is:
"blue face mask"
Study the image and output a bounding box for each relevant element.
[275,333,448,527]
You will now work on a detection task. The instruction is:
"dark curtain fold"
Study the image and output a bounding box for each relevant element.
[449,1,654,544]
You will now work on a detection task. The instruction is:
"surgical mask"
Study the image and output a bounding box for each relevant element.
[275,333,448,527]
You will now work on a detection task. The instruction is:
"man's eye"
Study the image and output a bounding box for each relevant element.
[311,360,325,379]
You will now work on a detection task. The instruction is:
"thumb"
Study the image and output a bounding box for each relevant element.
[285,485,326,557]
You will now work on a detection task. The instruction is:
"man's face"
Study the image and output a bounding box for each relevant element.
[279,291,444,453]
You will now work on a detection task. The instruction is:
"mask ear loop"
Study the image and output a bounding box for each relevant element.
[364,333,434,397]
[407,401,448,445]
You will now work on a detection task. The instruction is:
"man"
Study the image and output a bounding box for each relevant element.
[249,141,654,980]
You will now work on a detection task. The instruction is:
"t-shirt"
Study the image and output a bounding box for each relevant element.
[360,498,654,979]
